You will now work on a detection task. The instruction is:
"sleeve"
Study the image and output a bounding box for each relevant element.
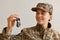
[0,27,12,40]
[2,27,12,35]
[52,30,60,40]
[10,29,25,40]
[10,28,33,40]
[1,27,33,40]
[58,33,60,39]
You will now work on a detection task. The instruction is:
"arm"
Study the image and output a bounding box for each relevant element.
[0,27,12,40]
[0,14,19,40]
[10,29,28,40]
[10,28,34,40]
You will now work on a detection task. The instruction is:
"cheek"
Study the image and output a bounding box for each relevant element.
[35,16,38,20]
[35,15,40,21]
[43,15,50,21]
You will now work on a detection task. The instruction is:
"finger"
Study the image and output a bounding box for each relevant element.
[10,14,19,18]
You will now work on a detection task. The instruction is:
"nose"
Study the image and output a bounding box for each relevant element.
[38,13,42,17]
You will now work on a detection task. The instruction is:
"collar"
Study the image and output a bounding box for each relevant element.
[35,22,51,31]
[35,22,52,39]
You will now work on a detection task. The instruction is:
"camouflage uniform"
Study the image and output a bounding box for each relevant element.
[0,23,60,40]
[0,27,11,40]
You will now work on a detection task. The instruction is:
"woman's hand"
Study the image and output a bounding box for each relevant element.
[6,14,19,32]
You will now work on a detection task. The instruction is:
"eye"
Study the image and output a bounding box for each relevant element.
[36,11,40,15]
[41,11,45,15]
[41,12,45,15]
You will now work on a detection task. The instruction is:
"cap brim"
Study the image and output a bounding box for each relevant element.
[31,7,38,12]
[31,7,47,12]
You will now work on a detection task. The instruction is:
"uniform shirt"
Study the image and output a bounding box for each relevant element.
[0,23,60,40]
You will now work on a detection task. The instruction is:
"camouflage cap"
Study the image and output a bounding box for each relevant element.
[31,3,53,15]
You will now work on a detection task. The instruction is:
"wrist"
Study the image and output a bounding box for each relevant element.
[6,26,12,33]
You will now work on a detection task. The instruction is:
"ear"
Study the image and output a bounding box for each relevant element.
[49,15,52,21]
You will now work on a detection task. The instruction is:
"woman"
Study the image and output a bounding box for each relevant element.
[0,3,60,40]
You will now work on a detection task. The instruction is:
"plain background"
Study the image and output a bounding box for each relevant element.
[0,0,60,35]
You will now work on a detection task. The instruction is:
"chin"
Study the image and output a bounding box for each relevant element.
[37,22,43,25]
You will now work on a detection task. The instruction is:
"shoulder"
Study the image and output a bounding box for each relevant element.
[51,29,60,35]
[51,28,60,39]
[21,26,36,33]
[17,26,36,38]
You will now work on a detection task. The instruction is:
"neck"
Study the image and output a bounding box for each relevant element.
[37,23,48,30]
[42,23,48,29]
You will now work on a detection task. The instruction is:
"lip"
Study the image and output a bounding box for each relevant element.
[37,19,43,21]
[38,19,43,20]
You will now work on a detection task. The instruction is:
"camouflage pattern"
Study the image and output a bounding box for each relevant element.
[0,23,60,40]
[0,27,11,40]
[31,3,53,15]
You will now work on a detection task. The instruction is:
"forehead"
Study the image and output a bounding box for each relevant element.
[36,9,50,15]
[36,9,46,12]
